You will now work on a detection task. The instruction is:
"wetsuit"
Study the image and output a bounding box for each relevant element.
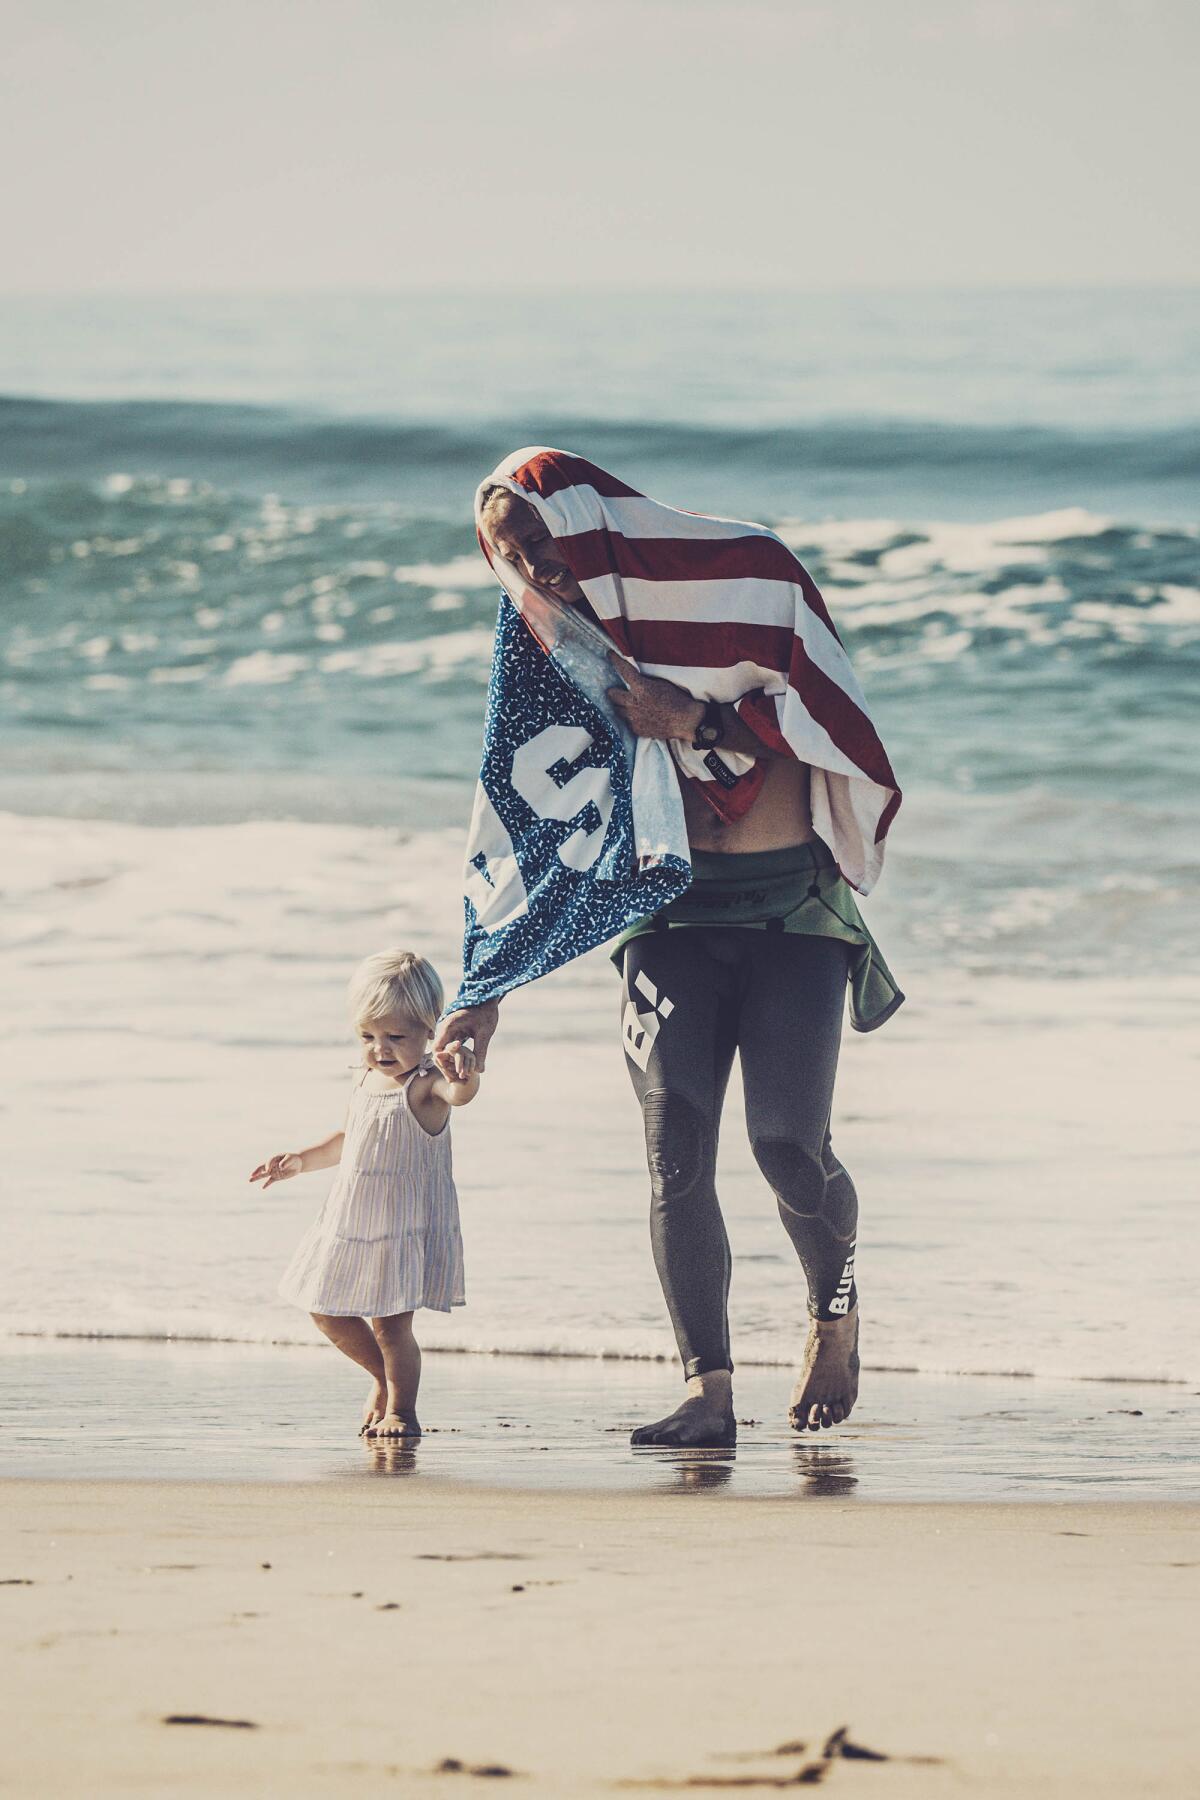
[614,841,903,1380]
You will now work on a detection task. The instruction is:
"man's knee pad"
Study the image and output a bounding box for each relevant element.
[641,1088,711,1201]
[820,1159,858,1240]
[752,1136,827,1220]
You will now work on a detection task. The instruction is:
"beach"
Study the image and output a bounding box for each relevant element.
[3,0,1199,1782]
[4,289,1198,1389]
[2,286,1198,1793]
[4,1477,1197,1797]
[5,1341,1198,1792]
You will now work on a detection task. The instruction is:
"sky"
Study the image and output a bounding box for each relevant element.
[0,0,1196,291]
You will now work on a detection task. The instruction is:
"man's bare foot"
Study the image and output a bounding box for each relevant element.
[368,1410,422,1438]
[631,1371,736,1448]
[360,1382,388,1437]
[788,1308,859,1432]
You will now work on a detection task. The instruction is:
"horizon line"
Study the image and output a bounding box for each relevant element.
[2,279,1199,301]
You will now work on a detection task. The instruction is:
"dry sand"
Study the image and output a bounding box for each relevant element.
[3,1479,1197,1796]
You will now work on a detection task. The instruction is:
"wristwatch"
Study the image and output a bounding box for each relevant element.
[691,698,725,750]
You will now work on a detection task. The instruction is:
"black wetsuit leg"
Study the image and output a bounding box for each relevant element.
[621,929,857,1380]
[620,929,740,1378]
[735,933,858,1322]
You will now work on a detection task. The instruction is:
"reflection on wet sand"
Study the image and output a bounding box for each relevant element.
[647,1449,737,1493]
[363,1439,422,1478]
[791,1444,859,1497]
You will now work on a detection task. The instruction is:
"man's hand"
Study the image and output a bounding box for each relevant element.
[432,1001,500,1076]
[607,653,704,742]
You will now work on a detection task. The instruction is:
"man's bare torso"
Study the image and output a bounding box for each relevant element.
[682,755,815,853]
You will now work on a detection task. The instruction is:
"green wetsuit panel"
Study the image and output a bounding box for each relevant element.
[609,841,904,1033]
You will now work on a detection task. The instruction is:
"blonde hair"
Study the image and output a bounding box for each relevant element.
[347,949,444,1035]
[478,483,509,515]
[479,485,537,532]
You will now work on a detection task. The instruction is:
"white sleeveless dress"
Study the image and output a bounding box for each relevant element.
[278,1058,465,1317]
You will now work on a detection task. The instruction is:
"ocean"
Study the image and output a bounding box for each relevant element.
[2,289,1198,1427]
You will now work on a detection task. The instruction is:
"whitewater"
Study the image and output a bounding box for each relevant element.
[1,288,1197,1389]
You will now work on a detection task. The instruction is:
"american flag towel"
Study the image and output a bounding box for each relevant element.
[480,445,901,893]
[449,446,900,1012]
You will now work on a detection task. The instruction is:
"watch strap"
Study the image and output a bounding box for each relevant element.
[691,698,725,750]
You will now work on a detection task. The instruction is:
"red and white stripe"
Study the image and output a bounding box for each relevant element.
[476,448,901,894]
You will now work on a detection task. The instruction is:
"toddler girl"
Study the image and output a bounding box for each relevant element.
[250,949,478,1438]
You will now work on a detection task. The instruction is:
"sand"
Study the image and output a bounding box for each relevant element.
[3,1478,1197,1797]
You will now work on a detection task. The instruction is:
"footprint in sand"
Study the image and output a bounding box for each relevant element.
[417,1552,527,1562]
[163,1714,259,1730]
[435,1757,517,1778]
[624,1724,942,1788]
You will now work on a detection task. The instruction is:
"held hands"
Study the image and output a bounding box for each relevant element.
[431,1000,500,1077]
[607,652,704,742]
[439,1040,477,1084]
[248,1152,303,1190]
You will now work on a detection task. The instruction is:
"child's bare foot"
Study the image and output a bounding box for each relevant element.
[360,1382,388,1436]
[368,1410,422,1438]
[788,1308,860,1432]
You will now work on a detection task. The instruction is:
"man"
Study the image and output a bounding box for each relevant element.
[434,452,902,1449]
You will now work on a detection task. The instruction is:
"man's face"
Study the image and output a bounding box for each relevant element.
[482,492,585,605]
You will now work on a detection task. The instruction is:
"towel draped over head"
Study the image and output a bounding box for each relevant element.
[476,447,901,893]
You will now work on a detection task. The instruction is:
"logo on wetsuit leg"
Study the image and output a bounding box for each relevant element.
[828,1242,856,1316]
[622,968,675,1072]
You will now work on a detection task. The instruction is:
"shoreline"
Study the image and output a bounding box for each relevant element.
[15,1332,1200,1375]
[8,1328,1199,1387]
[4,1339,1197,1501]
[4,1478,1198,1797]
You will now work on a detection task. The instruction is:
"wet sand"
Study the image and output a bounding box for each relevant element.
[3,1477,1197,1797]
[4,1338,1198,1498]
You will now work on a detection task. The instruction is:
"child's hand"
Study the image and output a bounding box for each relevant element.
[441,1041,476,1084]
[249,1152,303,1189]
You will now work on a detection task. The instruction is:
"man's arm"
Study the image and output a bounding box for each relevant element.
[606,656,790,758]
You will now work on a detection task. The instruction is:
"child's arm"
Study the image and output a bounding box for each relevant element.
[408,1043,480,1133]
[430,1040,480,1107]
[249,1129,345,1190]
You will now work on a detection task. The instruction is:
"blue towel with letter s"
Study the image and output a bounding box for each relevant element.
[448,593,691,1012]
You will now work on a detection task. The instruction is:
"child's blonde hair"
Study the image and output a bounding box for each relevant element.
[347,949,444,1035]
